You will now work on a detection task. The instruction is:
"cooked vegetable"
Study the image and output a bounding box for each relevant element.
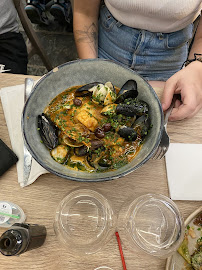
[51,145,69,164]
[191,249,202,270]
[178,235,191,264]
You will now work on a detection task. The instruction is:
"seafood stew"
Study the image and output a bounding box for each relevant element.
[38,80,152,172]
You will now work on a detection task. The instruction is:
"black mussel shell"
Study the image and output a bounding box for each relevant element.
[132,115,151,138]
[87,152,99,169]
[87,152,111,171]
[38,113,58,150]
[118,126,137,141]
[98,157,112,168]
[75,82,101,97]
[116,99,149,117]
[116,80,138,103]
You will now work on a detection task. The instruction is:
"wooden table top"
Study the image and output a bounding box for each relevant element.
[0,73,201,270]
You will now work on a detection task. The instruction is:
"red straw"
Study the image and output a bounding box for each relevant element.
[115,231,127,270]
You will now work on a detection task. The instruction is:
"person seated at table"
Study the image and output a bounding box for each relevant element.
[25,0,73,27]
[73,0,202,122]
[0,0,28,74]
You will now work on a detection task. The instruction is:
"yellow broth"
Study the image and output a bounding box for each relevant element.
[44,85,143,172]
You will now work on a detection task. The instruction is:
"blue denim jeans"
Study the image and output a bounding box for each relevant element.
[98,5,194,81]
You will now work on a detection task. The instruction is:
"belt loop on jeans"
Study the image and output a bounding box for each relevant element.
[157,33,164,40]
[116,21,122,27]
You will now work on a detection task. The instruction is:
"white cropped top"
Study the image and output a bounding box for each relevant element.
[104,0,202,33]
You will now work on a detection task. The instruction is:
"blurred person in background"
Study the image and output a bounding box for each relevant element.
[73,0,202,122]
[25,0,73,27]
[0,0,28,74]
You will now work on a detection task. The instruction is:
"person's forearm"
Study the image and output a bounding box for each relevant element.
[73,0,101,59]
[188,15,202,59]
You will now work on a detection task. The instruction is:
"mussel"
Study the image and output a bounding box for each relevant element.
[132,115,151,138]
[87,151,112,171]
[74,82,101,97]
[38,113,58,150]
[107,114,135,131]
[98,157,112,168]
[116,99,149,117]
[116,80,138,103]
[118,126,137,141]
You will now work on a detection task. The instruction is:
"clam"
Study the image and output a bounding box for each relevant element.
[63,136,84,147]
[116,79,138,103]
[103,82,117,105]
[91,82,117,105]
[76,81,117,105]
[70,155,95,172]
[38,113,58,150]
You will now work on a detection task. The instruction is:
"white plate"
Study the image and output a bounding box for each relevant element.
[166,206,202,270]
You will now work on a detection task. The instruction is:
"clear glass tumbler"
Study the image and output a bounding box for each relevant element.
[117,193,184,258]
[54,188,116,256]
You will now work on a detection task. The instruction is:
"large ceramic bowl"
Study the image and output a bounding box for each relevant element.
[22,59,163,182]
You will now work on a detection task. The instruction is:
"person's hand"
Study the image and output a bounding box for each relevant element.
[161,61,202,121]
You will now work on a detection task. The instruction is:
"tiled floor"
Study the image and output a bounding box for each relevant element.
[20,8,78,76]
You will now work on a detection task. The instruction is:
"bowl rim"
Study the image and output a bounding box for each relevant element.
[22,59,164,182]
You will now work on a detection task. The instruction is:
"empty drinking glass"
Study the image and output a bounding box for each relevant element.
[54,188,116,256]
[117,193,184,258]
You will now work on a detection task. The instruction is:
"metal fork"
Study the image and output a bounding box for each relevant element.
[152,96,176,160]
[23,78,35,186]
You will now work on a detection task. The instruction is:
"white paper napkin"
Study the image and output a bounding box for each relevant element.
[0,84,48,187]
[165,143,202,201]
